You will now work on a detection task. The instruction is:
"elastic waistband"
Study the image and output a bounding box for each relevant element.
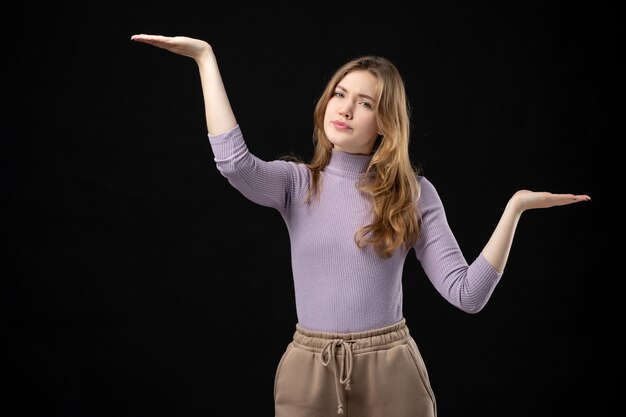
[293,318,410,353]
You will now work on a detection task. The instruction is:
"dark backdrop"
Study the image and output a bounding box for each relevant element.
[6,2,619,417]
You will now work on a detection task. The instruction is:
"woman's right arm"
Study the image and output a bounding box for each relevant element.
[131,34,310,212]
[130,34,237,136]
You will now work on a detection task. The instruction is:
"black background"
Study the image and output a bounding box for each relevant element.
[6,2,620,416]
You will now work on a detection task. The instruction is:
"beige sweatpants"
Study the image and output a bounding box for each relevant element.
[274,318,437,417]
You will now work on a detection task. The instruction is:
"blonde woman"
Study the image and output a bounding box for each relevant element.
[131,34,591,417]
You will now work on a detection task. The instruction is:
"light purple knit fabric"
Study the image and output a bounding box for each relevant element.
[208,124,502,333]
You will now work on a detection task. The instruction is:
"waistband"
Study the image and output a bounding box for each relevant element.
[293,318,410,353]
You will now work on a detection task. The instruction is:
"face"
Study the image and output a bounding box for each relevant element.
[323,70,381,155]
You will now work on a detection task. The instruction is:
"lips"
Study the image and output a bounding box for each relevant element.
[331,120,351,130]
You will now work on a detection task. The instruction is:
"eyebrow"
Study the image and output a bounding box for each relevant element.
[336,85,376,103]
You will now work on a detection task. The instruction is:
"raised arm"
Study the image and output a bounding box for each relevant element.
[481,190,591,273]
[130,34,237,136]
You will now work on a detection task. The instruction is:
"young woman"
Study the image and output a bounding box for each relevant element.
[131,34,590,417]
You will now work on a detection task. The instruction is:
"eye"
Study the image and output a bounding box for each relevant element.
[360,101,372,108]
[333,91,344,98]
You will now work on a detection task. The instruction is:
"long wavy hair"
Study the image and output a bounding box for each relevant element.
[291,56,422,258]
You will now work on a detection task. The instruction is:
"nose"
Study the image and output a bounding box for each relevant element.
[339,107,352,120]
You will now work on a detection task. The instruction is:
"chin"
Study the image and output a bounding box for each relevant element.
[327,139,343,149]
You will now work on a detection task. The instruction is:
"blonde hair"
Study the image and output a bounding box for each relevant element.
[290,56,422,258]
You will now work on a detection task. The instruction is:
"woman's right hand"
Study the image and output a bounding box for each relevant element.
[131,34,212,62]
[131,33,236,135]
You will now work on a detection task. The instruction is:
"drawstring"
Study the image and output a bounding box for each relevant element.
[321,339,355,415]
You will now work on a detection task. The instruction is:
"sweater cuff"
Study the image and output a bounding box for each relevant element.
[207,124,241,143]
[475,253,503,280]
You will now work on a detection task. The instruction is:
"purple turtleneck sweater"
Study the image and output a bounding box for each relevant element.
[208,124,502,333]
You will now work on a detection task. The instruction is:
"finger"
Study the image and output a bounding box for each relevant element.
[555,195,591,206]
[131,34,170,44]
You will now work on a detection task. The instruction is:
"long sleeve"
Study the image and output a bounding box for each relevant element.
[207,124,310,214]
[414,177,502,313]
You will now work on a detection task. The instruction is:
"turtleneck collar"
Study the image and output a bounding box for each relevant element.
[326,149,373,176]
